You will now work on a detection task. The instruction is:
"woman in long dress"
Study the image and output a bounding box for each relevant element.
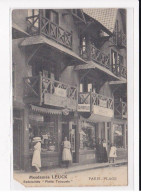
[32,137,41,172]
[62,137,72,168]
[102,139,108,162]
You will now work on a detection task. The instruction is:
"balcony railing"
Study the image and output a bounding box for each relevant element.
[112,64,127,79]
[78,92,114,115]
[80,44,111,70]
[112,31,126,48]
[26,15,72,49]
[114,100,127,119]
[80,44,127,79]
[23,73,77,110]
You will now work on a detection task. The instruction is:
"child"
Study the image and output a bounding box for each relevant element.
[32,137,41,172]
[109,143,117,163]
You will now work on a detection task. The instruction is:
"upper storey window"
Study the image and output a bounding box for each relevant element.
[45,10,59,24]
[28,9,39,27]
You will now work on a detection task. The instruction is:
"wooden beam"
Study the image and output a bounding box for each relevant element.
[26,45,43,65]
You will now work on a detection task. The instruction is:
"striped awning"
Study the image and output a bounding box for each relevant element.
[30,105,62,115]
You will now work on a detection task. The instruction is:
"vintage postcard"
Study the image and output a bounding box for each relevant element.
[12,8,128,187]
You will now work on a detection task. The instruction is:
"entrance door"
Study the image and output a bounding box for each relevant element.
[62,123,69,141]
[13,110,23,170]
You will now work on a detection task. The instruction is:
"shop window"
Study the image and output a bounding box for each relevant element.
[113,124,124,148]
[80,122,96,150]
[29,113,58,152]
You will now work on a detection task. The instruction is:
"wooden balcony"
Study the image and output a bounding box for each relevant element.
[23,73,77,110]
[112,31,126,48]
[80,44,127,79]
[78,91,114,118]
[26,15,72,49]
[112,64,127,79]
[114,100,127,119]
[80,44,111,70]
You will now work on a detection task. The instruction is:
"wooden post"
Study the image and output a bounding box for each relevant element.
[39,72,42,106]
[105,122,108,143]
[90,89,92,114]
[75,112,80,163]
[123,123,127,149]
[111,121,114,144]
[39,9,42,35]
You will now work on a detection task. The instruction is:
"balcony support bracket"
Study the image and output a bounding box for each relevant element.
[26,45,43,65]
[80,69,91,82]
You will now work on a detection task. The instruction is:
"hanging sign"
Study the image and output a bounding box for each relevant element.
[54,87,67,97]
[99,99,107,108]
[29,114,44,122]
[77,104,90,112]
[62,108,69,115]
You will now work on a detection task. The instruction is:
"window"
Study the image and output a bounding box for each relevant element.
[113,124,124,148]
[28,9,39,28]
[80,83,83,92]
[45,10,59,24]
[111,49,124,76]
[88,83,92,92]
[80,122,96,150]
[29,113,58,152]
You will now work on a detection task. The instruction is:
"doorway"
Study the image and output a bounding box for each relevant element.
[13,109,23,170]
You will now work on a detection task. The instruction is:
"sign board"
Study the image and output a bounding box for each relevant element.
[99,99,107,108]
[54,87,67,97]
[29,114,44,122]
[93,105,113,117]
[77,104,90,112]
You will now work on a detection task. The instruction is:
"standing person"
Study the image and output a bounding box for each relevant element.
[102,139,108,162]
[62,137,72,168]
[96,138,102,163]
[32,137,41,172]
[109,143,117,163]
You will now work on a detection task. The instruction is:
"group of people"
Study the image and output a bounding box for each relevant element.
[31,136,72,172]
[31,136,117,173]
[96,138,117,163]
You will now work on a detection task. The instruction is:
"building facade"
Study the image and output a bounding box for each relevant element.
[12,9,127,171]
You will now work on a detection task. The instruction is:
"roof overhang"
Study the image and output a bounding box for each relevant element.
[109,80,127,85]
[74,61,120,80]
[20,35,86,65]
[12,23,29,38]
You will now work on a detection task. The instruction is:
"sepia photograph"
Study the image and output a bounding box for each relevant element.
[12,8,128,187]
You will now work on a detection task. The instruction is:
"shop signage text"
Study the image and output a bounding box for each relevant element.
[93,105,113,117]
[54,87,67,97]
[77,104,90,112]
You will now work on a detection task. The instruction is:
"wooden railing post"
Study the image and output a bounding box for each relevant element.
[39,9,42,34]
[90,89,92,114]
[39,72,42,106]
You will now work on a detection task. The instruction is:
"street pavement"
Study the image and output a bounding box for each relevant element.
[13,160,128,187]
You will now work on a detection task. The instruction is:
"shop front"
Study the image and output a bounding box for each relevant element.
[79,120,97,164]
[24,105,79,170]
[112,120,128,160]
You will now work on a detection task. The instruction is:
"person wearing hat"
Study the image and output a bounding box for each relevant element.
[32,137,41,173]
